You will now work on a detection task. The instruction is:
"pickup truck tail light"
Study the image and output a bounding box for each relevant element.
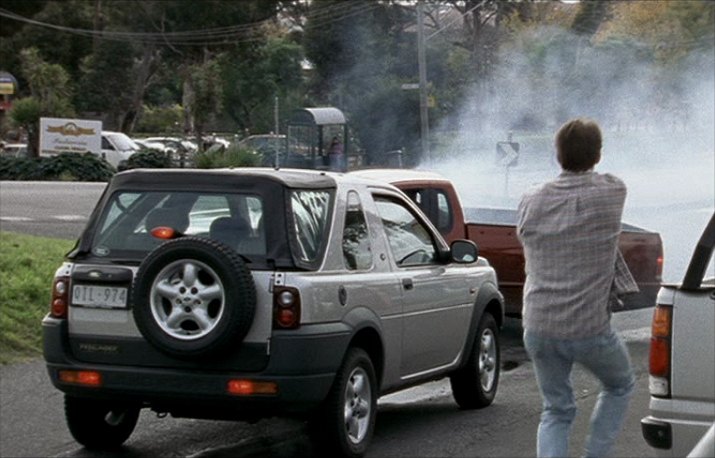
[648,303,672,397]
[50,276,71,318]
[273,287,301,329]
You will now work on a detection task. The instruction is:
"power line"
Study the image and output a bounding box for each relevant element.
[0,2,381,47]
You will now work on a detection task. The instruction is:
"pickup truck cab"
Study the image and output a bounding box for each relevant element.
[352,169,664,316]
[43,168,504,457]
[641,212,715,457]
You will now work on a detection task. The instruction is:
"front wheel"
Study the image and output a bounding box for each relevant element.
[310,348,378,458]
[450,312,500,409]
[65,396,140,450]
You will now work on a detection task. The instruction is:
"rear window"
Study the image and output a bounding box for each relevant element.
[91,191,265,260]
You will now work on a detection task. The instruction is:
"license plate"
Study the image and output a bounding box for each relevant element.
[72,285,128,309]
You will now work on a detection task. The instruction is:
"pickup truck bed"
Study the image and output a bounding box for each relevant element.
[464,207,663,316]
[352,169,664,318]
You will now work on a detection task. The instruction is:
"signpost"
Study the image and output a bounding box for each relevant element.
[496,133,520,196]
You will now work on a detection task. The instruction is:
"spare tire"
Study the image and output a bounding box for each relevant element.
[132,236,256,359]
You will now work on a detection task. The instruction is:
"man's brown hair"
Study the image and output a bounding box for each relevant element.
[555,118,602,172]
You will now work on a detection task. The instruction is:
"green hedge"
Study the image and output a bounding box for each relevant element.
[0,153,115,182]
[118,149,173,171]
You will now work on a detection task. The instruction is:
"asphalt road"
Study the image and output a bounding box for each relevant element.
[0,313,654,458]
[0,181,106,240]
[0,179,679,457]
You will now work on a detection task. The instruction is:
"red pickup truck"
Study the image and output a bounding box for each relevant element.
[353,169,664,317]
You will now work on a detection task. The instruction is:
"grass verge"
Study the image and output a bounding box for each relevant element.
[0,232,74,364]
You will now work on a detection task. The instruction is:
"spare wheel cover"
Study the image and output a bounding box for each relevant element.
[132,236,256,359]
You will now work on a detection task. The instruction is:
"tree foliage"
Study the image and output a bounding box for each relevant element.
[1,0,712,164]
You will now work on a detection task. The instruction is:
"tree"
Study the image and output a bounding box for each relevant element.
[220,36,305,134]
[184,58,223,152]
[10,48,75,156]
[76,39,135,130]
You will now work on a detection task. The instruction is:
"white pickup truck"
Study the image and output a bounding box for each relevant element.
[642,212,715,457]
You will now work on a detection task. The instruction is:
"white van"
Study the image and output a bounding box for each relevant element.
[98,131,140,168]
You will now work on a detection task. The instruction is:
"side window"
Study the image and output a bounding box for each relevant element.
[374,196,436,267]
[435,191,453,233]
[291,190,331,263]
[101,137,113,150]
[342,191,372,270]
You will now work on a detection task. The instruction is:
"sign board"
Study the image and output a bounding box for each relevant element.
[0,71,17,95]
[496,141,519,168]
[400,83,420,90]
[40,118,102,156]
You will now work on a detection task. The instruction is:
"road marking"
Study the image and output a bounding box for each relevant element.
[0,215,88,223]
[0,216,33,222]
[618,326,651,342]
[52,215,87,221]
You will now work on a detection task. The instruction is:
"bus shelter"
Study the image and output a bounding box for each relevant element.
[287,107,348,171]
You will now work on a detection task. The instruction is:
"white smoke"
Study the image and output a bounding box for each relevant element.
[423,26,714,281]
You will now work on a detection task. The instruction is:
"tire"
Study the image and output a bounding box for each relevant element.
[450,312,500,409]
[310,348,378,458]
[132,236,256,359]
[65,396,140,450]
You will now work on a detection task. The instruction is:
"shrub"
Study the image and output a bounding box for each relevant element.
[0,156,47,180]
[194,144,260,168]
[0,153,114,182]
[118,149,173,171]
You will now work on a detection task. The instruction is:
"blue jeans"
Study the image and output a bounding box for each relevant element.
[524,328,635,458]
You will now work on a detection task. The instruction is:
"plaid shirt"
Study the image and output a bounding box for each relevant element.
[517,170,638,338]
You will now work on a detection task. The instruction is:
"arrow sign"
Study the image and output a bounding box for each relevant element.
[496,141,519,168]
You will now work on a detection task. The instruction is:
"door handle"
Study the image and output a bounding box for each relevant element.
[402,278,414,290]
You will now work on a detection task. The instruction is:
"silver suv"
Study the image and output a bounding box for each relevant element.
[43,168,504,457]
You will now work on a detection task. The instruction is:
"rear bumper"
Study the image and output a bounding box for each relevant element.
[642,414,715,457]
[43,315,351,418]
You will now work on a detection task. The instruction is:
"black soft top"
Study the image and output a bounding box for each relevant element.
[70,168,338,269]
[107,168,337,192]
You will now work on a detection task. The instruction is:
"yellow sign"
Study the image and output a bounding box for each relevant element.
[0,82,14,95]
[46,122,97,136]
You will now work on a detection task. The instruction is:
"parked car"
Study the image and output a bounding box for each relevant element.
[143,136,198,167]
[0,142,28,157]
[43,168,504,457]
[352,169,664,316]
[237,134,289,167]
[641,212,715,457]
[133,138,169,154]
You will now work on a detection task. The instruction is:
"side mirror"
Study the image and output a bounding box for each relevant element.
[451,239,478,264]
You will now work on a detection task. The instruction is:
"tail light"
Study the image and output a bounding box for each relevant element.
[656,255,664,279]
[227,379,278,396]
[273,286,301,329]
[59,370,102,387]
[50,276,71,318]
[649,303,672,397]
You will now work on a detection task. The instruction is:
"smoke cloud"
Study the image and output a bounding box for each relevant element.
[424,26,714,281]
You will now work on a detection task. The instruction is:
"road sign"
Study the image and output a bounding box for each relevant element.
[496,141,519,168]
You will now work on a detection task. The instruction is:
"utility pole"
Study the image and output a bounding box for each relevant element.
[274,96,279,134]
[417,1,430,163]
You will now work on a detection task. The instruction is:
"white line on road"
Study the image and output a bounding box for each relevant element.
[0,216,33,222]
[52,215,87,221]
[0,215,87,222]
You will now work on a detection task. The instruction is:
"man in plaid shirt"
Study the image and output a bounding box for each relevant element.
[517,118,637,457]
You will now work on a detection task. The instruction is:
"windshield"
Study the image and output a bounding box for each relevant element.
[106,133,139,152]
